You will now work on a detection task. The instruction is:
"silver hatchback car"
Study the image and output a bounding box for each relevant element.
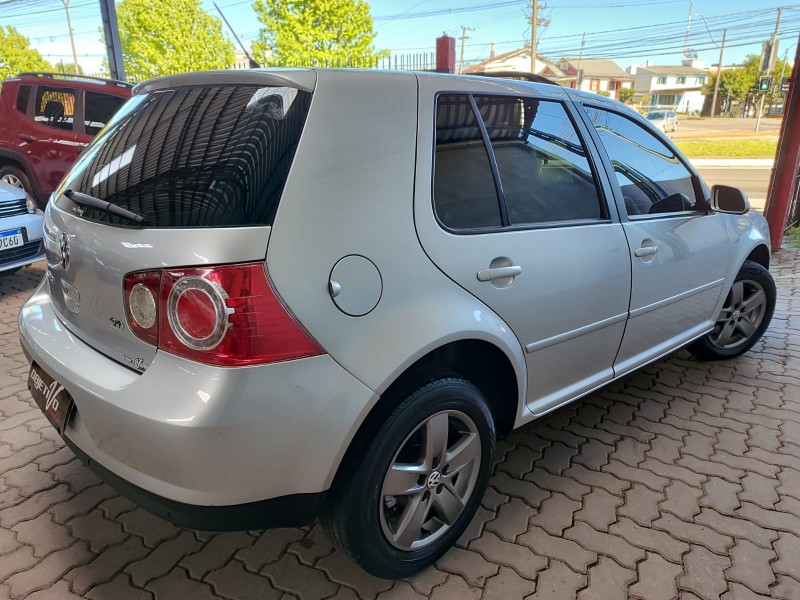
[19,70,775,578]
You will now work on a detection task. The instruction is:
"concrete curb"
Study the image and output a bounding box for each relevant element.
[689,158,774,168]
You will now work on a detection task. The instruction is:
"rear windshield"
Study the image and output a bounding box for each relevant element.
[57,84,312,228]
[645,112,664,120]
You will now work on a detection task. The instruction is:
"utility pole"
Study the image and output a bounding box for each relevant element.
[711,28,726,117]
[458,26,473,74]
[59,0,80,73]
[576,32,586,89]
[683,0,694,60]
[214,1,260,68]
[756,7,781,132]
[530,0,538,74]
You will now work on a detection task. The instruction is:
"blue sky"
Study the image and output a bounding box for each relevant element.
[3,0,798,74]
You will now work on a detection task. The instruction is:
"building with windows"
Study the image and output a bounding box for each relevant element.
[464,50,632,100]
[627,60,708,113]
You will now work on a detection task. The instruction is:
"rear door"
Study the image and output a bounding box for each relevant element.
[577,103,729,376]
[414,81,632,416]
[27,85,80,194]
[74,90,128,153]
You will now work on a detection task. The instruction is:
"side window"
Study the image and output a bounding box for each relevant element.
[34,86,76,131]
[433,94,502,230]
[15,85,31,114]
[84,92,126,136]
[584,105,699,217]
[474,95,604,225]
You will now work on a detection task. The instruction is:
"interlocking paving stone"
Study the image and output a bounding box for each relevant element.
[1,252,800,598]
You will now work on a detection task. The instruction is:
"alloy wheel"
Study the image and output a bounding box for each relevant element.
[379,409,481,551]
[1,173,23,189]
[709,279,768,350]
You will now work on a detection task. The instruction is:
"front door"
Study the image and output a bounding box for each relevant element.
[578,103,730,376]
[414,84,632,416]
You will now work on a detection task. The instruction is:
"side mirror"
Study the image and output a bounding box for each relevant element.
[711,185,750,214]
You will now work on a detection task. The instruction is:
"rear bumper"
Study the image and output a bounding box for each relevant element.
[19,278,378,516]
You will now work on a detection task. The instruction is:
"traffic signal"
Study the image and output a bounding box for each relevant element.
[758,76,772,92]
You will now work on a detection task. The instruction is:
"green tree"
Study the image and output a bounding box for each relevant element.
[618,87,635,104]
[0,26,51,79]
[116,0,235,82]
[252,0,385,67]
[55,60,83,74]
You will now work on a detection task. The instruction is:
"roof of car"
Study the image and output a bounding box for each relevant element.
[10,72,133,90]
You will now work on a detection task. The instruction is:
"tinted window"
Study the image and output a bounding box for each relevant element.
[433,94,501,230]
[34,86,75,131]
[474,95,603,225]
[58,85,312,228]
[646,112,664,120]
[15,84,31,114]
[584,105,698,217]
[84,92,126,136]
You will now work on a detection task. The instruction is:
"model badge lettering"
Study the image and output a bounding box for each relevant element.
[109,316,124,330]
[30,370,63,413]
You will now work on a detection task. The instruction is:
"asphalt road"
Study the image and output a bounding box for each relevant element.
[697,167,771,212]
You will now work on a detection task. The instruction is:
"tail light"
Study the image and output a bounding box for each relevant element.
[122,262,323,366]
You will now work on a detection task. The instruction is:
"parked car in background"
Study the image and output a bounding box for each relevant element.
[0,72,132,207]
[19,70,775,579]
[0,181,44,275]
[645,109,678,132]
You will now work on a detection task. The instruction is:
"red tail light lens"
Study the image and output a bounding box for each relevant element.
[122,262,323,366]
[123,271,161,346]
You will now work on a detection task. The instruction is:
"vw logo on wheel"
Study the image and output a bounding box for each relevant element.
[59,232,70,270]
[426,471,441,489]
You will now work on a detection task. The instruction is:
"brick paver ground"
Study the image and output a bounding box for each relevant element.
[1,249,799,600]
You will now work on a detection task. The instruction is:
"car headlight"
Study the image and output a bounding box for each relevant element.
[25,194,37,214]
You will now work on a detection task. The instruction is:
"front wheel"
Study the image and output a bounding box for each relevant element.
[321,378,495,579]
[689,260,775,360]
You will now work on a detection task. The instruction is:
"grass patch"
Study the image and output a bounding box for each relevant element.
[675,138,777,159]
[786,227,800,248]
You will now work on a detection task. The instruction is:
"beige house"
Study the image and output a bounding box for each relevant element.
[465,49,632,100]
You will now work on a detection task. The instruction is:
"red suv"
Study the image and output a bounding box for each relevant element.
[0,72,132,206]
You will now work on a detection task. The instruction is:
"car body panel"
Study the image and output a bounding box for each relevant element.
[0,181,44,272]
[17,70,772,515]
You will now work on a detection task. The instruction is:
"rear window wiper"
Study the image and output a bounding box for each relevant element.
[63,189,146,224]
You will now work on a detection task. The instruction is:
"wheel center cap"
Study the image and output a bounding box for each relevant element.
[426,471,441,489]
[732,310,741,319]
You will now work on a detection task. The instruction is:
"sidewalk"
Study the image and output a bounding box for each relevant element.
[1,251,799,599]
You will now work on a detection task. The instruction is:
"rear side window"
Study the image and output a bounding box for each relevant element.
[433,94,502,230]
[15,84,31,114]
[58,85,312,228]
[35,86,75,131]
[84,91,126,136]
[474,95,603,225]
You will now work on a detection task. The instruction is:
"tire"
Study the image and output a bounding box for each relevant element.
[321,378,495,579]
[689,260,775,360]
[0,165,33,198]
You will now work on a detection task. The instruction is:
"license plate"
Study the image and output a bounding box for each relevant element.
[28,364,73,435]
[0,228,24,250]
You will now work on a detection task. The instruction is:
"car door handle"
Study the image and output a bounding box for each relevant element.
[477,265,522,282]
[634,245,659,258]
[18,134,38,142]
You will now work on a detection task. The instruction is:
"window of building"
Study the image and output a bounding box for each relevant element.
[589,79,600,91]
[474,95,604,225]
[656,76,667,85]
[583,105,700,217]
[696,76,706,84]
[34,86,75,131]
[433,94,502,230]
[608,81,617,91]
[677,76,686,84]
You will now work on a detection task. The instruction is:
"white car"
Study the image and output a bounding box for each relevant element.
[19,70,774,578]
[0,182,44,274]
[645,109,678,132]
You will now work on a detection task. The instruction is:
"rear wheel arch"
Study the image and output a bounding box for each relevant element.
[329,339,520,494]
[0,153,39,196]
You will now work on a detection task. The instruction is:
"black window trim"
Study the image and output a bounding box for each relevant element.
[432,90,613,236]
[580,101,709,220]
